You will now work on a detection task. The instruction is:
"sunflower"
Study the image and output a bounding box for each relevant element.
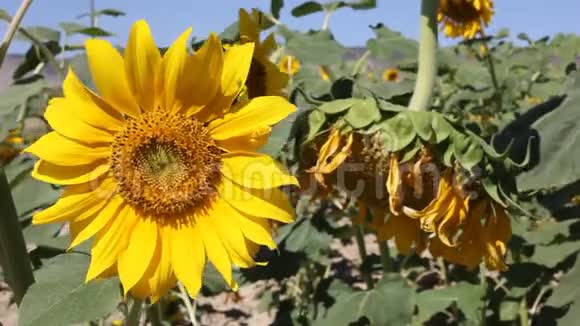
[239,9,288,98]
[437,0,494,39]
[382,68,400,82]
[279,55,301,76]
[25,20,298,301]
[403,168,511,270]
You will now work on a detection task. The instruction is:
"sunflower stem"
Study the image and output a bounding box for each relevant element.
[351,50,371,76]
[147,300,163,326]
[519,296,529,326]
[0,0,34,70]
[178,282,199,326]
[479,265,488,326]
[354,225,374,289]
[408,0,440,111]
[378,241,392,275]
[0,168,35,304]
[480,37,503,112]
[126,298,143,326]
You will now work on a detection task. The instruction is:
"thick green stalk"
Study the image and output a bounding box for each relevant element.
[0,168,35,304]
[126,298,143,326]
[408,0,440,111]
[354,226,374,289]
[378,241,392,275]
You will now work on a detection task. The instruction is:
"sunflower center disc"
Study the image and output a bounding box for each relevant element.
[440,0,481,22]
[111,111,222,216]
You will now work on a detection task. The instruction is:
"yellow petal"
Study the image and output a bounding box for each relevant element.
[33,177,115,224]
[86,204,137,281]
[216,126,271,152]
[118,215,158,294]
[157,27,192,112]
[208,200,256,268]
[232,209,277,249]
[145,226,176,301]
[85,39,140,116]
[221,178,294,223]
[196,43,255,121]
[25,132,110,166]
[171,222,205,298]
[69,195,125,248]
[124,20,161,111]
[62,68,123,131]
[197,215,237,291]
[209,96,295,140]
[221,152,298,189]
[32,160,110,185]
[183,33,223,115]
[45,99,115,144]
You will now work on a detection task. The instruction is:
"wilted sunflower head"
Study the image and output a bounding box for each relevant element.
[399,165,511,271]
[239,8,288,98]
[438,0,494,39]
[25,20,298,301]
[279,55,301,75]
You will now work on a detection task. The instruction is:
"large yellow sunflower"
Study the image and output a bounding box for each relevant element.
[437,0,494,39]
[239,9,288,98]
[25,20,298,301]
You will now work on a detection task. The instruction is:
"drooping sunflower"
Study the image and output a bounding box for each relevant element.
[437,0,494,39]
[396,164,511,270]
[25,20,298,300]
[303,129,427,254]
[239,9,288,98]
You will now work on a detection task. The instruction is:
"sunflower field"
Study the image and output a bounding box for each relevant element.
[1,0,580,325]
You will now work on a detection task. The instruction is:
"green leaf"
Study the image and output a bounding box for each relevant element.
[367,24,418,66]
[258,112,296,156]
[499,300,520,321]
[0,80,47,115]
[348,0,376,9]
[96,8,126,17]
[517,72,580,191]
[291,1,324,17]
[532,241,580,268]
[305,109,326,142]
[5,156,61,218]
[546,257,580,326]
[271,0,284,18]
[314,276,414,326]
[19,254,121,326]
[415,282,484,324]
[512,219,578,245]
[16,26,61,42]
[318,98,357,114]
[286,31,345,65]
[379,113,416,152]
[343,98,380,128]
[282,217,332,260]
[13,41,62,79]
[59,22,113,37]
[0,8,11,21]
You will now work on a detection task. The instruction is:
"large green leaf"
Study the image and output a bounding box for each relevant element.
[314,276,414,326]
[281,217,332,260]
[415,282,485,324]
[19,254,120,326]
[286,31,346,65]
[0,80,48,115]
[366,24,418,66]
[258,112,296,156]
[517,72,580,190]
[343,98,380,128]
[546,257,580,326]
[531,241,580,268]
[5,156,60,219]
[291,1,324,17]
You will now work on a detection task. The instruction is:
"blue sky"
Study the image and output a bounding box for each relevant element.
[2,0,580,53]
